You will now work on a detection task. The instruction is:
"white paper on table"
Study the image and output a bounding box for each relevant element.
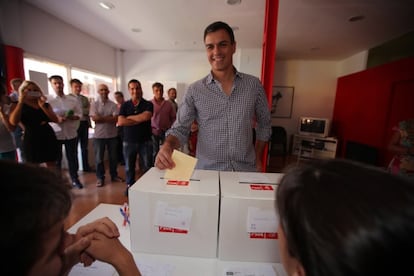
[136,258,175,276]
[238,173,276,184]
[68,261,116,276]
[246,207,278,233]
[154,201,193,231]
[223,264,276,276]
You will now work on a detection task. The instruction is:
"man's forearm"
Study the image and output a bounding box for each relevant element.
[164,135,181,150]
[128,112,151,124]
[255,140,266,160]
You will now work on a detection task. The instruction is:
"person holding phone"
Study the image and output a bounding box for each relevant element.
[9,80,60,167]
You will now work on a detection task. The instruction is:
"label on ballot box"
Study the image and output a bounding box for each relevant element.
[129,167,219,258]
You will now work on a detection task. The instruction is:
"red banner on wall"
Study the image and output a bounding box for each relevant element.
[4,45,24,94]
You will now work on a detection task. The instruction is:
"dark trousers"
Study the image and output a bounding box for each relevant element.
[93,137,118,180]
[78,120,91,170]
[151,132,166,166]
[123,140,153,186]
[56,137,79,182]
[117,126,125,165]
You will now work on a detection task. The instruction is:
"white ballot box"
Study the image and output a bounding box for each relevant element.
[129,167,220,258]
[218,171,284,262]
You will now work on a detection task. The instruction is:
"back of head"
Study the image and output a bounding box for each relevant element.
[0,161,72,275]
[277,159,414,276]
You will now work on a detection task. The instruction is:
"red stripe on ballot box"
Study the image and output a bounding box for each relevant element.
[249,232,278,239]
[167,180,189,186]
[158,226,188,234]
[250,184,274,191]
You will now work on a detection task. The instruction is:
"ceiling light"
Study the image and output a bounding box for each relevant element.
[226,0,241,5]
[99,2,115,10]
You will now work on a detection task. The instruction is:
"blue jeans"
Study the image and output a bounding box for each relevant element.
[56,138,79,182]
[151,132,166,166]
[123,140,153,186]
[93,137,118,180]
[0,150,17,161]
[13,125,25,162]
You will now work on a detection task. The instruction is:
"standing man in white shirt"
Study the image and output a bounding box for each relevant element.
[90,84,123,187]
[48,75,83,189]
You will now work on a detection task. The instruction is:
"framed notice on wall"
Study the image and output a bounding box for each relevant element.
[271,86,294,118]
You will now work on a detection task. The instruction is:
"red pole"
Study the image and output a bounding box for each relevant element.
[260,0,279,172]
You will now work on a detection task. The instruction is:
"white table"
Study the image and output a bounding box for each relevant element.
[68,203,287,276]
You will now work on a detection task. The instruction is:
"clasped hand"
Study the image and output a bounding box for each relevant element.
[61,217,121,274]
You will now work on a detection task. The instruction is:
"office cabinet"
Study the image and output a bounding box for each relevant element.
[292,134,338,161]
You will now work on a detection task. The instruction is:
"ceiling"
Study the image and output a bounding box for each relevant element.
[25,0,414,60]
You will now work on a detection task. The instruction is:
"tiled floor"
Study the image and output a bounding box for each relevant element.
[64,165,138,230]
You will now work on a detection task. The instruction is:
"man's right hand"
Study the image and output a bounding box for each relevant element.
[155,142,176,170]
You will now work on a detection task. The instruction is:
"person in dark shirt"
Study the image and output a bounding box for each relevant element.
[117,79,153,193]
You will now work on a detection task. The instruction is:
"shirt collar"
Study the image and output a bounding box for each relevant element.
[207,66,241,84]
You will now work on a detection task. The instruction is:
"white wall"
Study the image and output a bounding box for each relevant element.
[0,1,116,77]
[123,50,209,104]
[123,48,263,104]
[273,60,339,146]
[338,51,368,77]
[237,48,263,78]
[1,1,370,154]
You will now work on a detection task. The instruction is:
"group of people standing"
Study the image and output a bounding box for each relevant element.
[0,73,182,192]
[1,75,110,189]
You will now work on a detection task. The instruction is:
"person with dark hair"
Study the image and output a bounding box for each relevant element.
[9,80,60,167]
[167,87,178,113]
[0,160,141,276]
[48,75,84,189]
[151,82,176,163]
[90,84,123,187]
[276,158,414,276]
[155,21,271,172]
[117,79,153,194]
[69,78,92,172]
[114,91,125,165]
